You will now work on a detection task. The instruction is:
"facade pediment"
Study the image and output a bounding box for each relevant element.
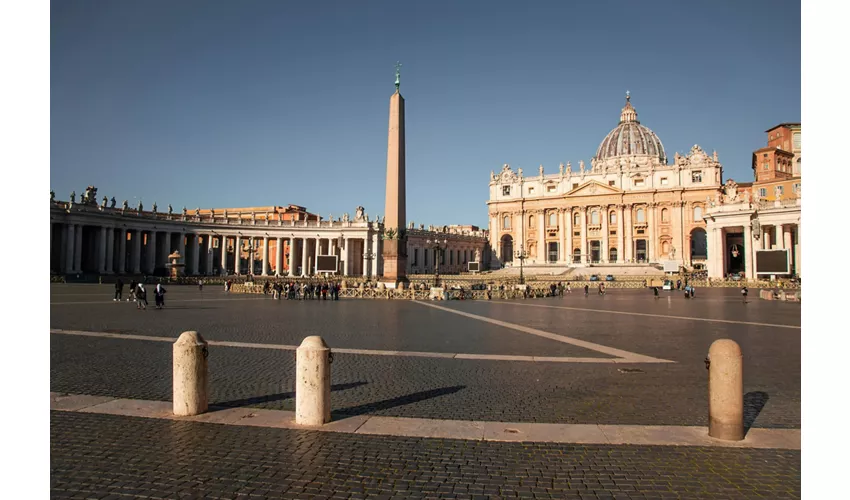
[566,181,621,197]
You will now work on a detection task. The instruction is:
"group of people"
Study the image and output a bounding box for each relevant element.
[261,281,341,300]
[113,278,167,310]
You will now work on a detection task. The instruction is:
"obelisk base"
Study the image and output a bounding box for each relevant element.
[381,239,408,287]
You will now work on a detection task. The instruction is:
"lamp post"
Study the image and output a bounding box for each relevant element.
[427,238,448,287]
[364,251,376,279]
[514,244,529,285]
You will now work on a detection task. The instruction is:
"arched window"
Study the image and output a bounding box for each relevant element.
[529,215,535,228]
[591,210,599,225]
[574,212,580,226]
[636,208,645,223]
[661,208,669,222]
[548,212,557,227]
[796,157,801,175]
[610,212,617,224]
[693,206,703,221]
[503,216,511,229]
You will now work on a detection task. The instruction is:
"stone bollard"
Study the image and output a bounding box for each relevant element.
[707,339,744,441]
[173,331,209,416]
[296,336,331,426]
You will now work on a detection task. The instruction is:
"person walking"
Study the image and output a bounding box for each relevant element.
[114,278,124,301]
[741,286,748,304]
[128,280,137,302]
[584,284,589,296]
[136,283,148,310]
[154,283,167,309]
[653,286,659,299]
[198,279,204,292]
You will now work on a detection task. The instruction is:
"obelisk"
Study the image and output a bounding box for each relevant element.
[382,62,407,285]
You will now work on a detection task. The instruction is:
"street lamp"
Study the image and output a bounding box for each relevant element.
[514,244,529,285]
[427,238,448,287]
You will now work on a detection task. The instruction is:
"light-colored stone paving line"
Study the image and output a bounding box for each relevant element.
[50,393,800,450]
[50,328,650,363]
[493,301,801,329]
[413,301,673,363]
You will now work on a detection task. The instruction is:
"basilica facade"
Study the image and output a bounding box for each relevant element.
[487,94,721,269]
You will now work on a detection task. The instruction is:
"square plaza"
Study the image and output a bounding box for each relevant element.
[51,284,801,498]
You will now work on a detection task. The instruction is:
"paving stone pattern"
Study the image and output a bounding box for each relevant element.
[50,286,800,427]
[51,411,801,499]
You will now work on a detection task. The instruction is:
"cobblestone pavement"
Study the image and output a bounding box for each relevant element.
[50,285,800,427]
[51,411,801,499]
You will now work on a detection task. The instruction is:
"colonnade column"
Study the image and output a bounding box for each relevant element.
[147,230,157,273]
[131,230,142,274]
[537,212,545,264]
[65,224,76,273]
[782,225,792,250]
[342,237,349,276]
[118,229,127,274]
[97,227,107,273]
[274,237,282,276]
[744,224,754,280]
[234,235,241,275]
[617,205,624,263]
[371,233,379,277]
[601,205,609,264]
[579,208,588,264]
[190,234,199,275]
[362,238,368,277]
[73,225,83,273]
[313,237,320,275]
[716,228,725,277]
[564,208,573,264]
[220,236,228,274]
[795,224,801,276]
[206,235,214,275]
[105,228,114,274]
[262,236,270,276]
[624,206,633,262]
[287,237,295,277]
[647,203,656,263]
[301,238,308,276]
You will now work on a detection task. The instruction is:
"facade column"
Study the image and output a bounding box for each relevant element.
[795,224,801,276]
[782,225,792,250]
[65,224,76,273]
[744,223,754,280]
[517,210,525,257]
[672,202,683,263]
[234,235,241,274]
[97,227,107,273]
[647,203,656,263]
[146,230,157,273]
[118,229,127,274]
[301,237,308,276]
[73,224,83,273]
[131,229,142,274]
[564,208,573,264]
[537,211,546,264]
[617,204,624,263]
[262,236,270,276]
[342,237,349,276]
[105,228,114,274]
[624,205,633,262]
[579,207,588,264]
[601,205,609,264]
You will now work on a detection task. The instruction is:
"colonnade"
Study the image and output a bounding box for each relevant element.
[707,222,801,279]
[49,221,380,278]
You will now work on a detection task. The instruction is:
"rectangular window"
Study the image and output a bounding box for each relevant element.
[777,186,784,194]
[608,180,615,186]
[572,183,579,190]
[759,188,767,197]
[502,186,511,196]
[636,228,645,235]
[691,171,702,183]
[634,179,645,187]
[546,185,556,193]
[793,183,800,193]
[793,133,801,149]
[660,177,668,186]
[763,163,769,171]
[528,187,535,195]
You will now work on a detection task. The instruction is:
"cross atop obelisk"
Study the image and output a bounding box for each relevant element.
[382,62,407,285]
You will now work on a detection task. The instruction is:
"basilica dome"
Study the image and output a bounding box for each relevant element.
[594,93,667,164]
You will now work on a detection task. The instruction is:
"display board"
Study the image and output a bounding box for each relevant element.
[468,262,480,272]
[662,260,680,273]
[316,255,339,273]
[755,249,790,274]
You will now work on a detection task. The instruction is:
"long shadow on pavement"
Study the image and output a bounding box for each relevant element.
[331,385,466,418]
[213,381,368,408]
[744,390,770,436]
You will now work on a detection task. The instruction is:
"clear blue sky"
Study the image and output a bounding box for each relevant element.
[51,0,800,227]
